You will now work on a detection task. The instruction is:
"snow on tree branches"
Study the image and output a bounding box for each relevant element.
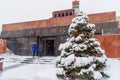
[56,11,109,80]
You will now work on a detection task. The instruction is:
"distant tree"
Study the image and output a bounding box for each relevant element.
[56,11,109,80]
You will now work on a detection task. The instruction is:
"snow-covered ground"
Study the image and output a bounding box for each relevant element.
[106,59,120,80]
[0,53,120,80]
[1,64,58,80]
[0,55,58,80]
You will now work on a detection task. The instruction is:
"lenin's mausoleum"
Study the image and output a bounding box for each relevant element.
[1,0,120,58]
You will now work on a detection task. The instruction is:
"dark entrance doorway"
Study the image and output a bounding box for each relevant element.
[37,37,55,56]
[46,40,54,56]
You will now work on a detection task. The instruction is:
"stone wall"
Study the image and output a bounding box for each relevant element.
[1,35,120,58]
[5,36,67,56]
[94,35,120,58]
[2,21,120,39]
[88,11,116,23]
[0,40,6,54]
[2,11,116,31]
[6,37,36,56]
[95,21,120,34]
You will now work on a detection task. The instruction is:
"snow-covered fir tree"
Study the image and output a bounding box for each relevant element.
[56,11,109,80]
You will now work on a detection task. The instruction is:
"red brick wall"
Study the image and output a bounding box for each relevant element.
[88,11,116,23]
[2,16,74,31]
[0,62,3,72]
[0,35,120,58]
[94,35,120,58]
[52,9,75,18]
[0,40,6,54]
[2,11,116,31]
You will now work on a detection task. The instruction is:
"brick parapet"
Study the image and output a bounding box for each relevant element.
[88,11,116,23]
[2,11,116,32]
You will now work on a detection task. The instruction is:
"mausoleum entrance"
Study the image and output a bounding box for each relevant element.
[37,37,55,56]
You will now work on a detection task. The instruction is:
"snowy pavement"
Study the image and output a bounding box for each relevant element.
[1,64,58,80]
[0,56,58,80]
[0,55,120,80]
[2,56,57,71]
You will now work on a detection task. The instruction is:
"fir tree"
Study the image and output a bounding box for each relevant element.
[56,11,109,80]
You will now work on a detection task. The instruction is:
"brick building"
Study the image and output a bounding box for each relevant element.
[1,0,120,56]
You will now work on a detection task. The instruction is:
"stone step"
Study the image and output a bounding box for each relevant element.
[20,57,56,64]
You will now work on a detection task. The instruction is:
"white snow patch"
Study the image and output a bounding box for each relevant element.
[74,57,93,67]
[56,68,65,75]
[64,54,75,66]
[34,67,58,80]
[93,71,102,80]
[106,59,120,80]
[59,42,72,51]
[0,52,120,80]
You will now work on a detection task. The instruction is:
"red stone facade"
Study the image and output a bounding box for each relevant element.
[1,34,120,58]
[2,11,116,32]
[94,35,120,58]
[52,9,75,18]
[0,40,6,54]
[88,11,116,24]
[2,16,74,31]
[0,62,3,72]
[1,0,119,57]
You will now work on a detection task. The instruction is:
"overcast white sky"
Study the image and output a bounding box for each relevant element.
[0,0,120,31]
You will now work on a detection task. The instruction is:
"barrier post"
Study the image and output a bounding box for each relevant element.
[0,62,3,72]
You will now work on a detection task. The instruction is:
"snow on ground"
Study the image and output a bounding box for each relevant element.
[1,64,58,80]
[0,54,58,80]
[0,53,120,80]
[106,59,120,80]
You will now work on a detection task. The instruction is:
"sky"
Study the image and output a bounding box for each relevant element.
[0,0,120,31]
